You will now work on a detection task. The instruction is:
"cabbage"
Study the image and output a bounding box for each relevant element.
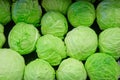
[8,22,40,55]
[12,0,42,26]
[65,26,98,60]
[75,0,96,3]
[0,0,11,25]
[96,0,120,30]
[56,58,87,80]
[0,49,25,80]
[99,27,120,59]
[36,34,66,66]
[0,24,6,48]
[41,0,72,15]
[41,11,68,39]
[118,61,120,78]
[67,1,95,27]
[85,53,119,80]
[24,59,55,80]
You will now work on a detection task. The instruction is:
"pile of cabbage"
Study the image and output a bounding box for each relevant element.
[0,0,120,80]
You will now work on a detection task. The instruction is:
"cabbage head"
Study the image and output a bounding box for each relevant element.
[96,0,120,30]
[0,24,6,48]
[99,27,120,59]
[65,26,98,61]
[56,58,87,80]
[75,0,96,3]
[41,0,72,15]
[67,1,95,27]
[118,60,120,78]
[0,0,11,25]
[8,22,40,55]
[24,59,55,80]
[12,0,42,26]
[85,53,119,80]
[0,49,25,80]
[36,34,66,66]
[41,11,68,39]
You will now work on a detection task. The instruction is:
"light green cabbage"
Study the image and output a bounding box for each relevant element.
[0,0,11,25]
[56,58,87,80]
[0,24,6,48]
[96,0,120,30]
[12,0,42,26]
[65,26,98,60]
[67,1,95,27]
[41,0,72,15]
[0,49,25,80]
[8,22,40,55]
[85,53,119,80]
[41,11,68,39]
[24,59,55,80]
[36,34,67,66]
[99,27,120,59]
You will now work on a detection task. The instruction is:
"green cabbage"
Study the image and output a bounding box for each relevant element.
[0,0,11,25]
[97,0,120,30]
[118,61,120,78]
[65,26,98,60]
[56,58,87,80]
[36,34,67,66]
[41,0,72,15]
[67,1,95,27]
[8,22,40,55]
[0,24,6,48]
[24,59,55,80]
[75,0,96,3]
[12,0,42,26]
[41,11,68,39]
[99,27,120,59]
[0,49,25,80]
[85,53,119,80]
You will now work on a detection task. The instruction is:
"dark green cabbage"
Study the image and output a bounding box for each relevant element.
[0,0,11,25]
[75,0,96,3]
[85,53,119,80]
[67,1,95,27]
[97,0,120,30]
[12,0,42,26]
